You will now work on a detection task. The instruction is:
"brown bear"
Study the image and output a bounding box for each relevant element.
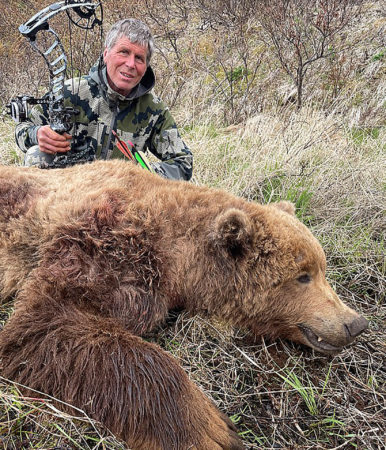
[0,160,367,449]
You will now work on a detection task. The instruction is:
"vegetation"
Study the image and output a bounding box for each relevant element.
[0,0,385,448]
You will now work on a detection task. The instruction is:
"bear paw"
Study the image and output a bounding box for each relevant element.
[192,393,244,450]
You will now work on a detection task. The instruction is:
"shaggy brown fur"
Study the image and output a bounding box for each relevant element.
[0,160,367,449]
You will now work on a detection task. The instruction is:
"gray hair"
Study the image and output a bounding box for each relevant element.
[104,19,154,65]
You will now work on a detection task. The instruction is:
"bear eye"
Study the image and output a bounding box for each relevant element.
[297,274,311,283]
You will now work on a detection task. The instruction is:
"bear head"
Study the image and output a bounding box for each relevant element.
[192,200,368,354]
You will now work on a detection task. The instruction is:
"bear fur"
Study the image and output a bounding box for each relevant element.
[0,160,367,449]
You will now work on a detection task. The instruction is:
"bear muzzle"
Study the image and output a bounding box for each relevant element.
[298,314,368,354]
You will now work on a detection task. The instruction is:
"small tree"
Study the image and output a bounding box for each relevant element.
[258,0,363,108]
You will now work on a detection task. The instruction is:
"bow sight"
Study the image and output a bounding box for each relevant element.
[7,1,103,134]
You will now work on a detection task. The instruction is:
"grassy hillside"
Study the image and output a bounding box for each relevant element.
[0,0,385,448]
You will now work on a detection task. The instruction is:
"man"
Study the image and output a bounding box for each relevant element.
[15,19,193,180]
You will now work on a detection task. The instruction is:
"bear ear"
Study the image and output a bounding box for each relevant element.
[272,200,296,216]
[211,208,253,257]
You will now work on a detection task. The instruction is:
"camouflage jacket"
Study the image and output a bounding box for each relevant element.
[15,56,193,180]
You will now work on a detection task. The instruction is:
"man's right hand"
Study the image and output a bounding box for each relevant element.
[37,125,72,154]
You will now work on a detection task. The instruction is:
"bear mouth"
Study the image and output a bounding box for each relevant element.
[298,324,343,354]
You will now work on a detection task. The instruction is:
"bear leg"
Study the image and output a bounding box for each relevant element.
[0,301,243,450]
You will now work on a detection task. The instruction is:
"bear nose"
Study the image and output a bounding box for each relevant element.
[345,315,369,338]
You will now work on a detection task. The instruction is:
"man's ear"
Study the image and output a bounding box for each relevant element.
[271,200,296,216]
[103,47,108,63]
[210,208,253,257]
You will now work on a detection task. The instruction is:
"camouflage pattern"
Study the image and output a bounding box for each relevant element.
[16,56,193,180]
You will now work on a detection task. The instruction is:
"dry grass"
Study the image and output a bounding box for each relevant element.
[0,375,125,449]
[154,314,385,449]
[0,0,385,448]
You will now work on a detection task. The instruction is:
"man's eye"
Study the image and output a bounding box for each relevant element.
[297,274,311,283]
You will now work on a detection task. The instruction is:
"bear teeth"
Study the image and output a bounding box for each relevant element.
[298,324,342,353]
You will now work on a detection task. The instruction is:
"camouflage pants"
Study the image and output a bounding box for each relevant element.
[24,145,57,167]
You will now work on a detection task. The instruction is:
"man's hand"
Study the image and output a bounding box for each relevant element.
[37,125,72,154]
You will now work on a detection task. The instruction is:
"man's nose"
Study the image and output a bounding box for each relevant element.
[124,54,135,68]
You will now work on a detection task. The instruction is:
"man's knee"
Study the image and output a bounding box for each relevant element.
[24,146,56,167]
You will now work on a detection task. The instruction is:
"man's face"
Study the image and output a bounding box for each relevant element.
[103,36,148,96]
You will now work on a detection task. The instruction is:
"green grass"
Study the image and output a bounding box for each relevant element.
[278,369,319,416]
[350,126,381,145]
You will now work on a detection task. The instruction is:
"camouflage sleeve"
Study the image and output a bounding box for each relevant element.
[148,108,193,181]
[15,103,49,153]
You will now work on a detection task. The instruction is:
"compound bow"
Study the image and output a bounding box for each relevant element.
[7,0,103,134]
